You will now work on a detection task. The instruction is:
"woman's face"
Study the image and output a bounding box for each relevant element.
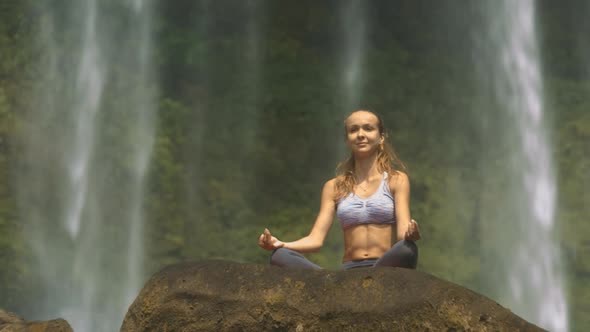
[344,111,384,156]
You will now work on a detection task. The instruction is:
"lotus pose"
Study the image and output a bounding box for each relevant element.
[258,110,421,270]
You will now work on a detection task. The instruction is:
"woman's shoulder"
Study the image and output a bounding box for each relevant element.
[387,170,410,192]
[319,178,338,202]
[324,177,338,189]
[322,177,344,194]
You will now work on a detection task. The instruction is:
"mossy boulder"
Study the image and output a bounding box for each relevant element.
[0,309,73,332]
[121,260,544,331]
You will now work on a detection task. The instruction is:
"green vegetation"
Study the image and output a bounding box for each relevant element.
[0,1,588,330]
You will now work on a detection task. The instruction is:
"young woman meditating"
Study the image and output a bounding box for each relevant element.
[258,110,421,270]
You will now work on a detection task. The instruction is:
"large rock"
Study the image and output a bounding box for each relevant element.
[121,260,544,331]
[0,309,72,332]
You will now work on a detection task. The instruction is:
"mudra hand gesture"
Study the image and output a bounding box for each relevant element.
[258,228,284,251]
[405,219,421,241]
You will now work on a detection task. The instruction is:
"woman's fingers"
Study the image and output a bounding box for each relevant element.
[411,220,421,240]
[258,233,267,248]
[259,229,271,249]
[259,228,283,250]
[408,221,415,236]
[404,219,421,241]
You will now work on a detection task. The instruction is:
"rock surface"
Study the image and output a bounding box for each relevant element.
[121,260,545,331]
[0,309,72,332]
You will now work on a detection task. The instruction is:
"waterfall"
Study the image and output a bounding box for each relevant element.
[330,0,368,163]
[340,0,367,111]
[237,0,265,157]
[476,1,568,330]
[18,1,157,331]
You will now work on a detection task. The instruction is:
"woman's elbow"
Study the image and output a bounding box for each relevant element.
[308,237,324,252]
[307,241,323,252]
[310,244,323,252]
[307,233,325,252]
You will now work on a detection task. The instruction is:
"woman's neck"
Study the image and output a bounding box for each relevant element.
[353,153,380,181]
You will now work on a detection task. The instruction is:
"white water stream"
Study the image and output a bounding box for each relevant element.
[480,1,568,330]
[340,0,367,111]
[18,1,157,331]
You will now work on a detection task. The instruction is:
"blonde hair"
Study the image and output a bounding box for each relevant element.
[334,110,407,201]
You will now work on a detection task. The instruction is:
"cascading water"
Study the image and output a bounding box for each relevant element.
[236,0,264,157]
[17,1,157,331]
[333,0,367,163]
[476,1,568,330]
[340,0,367,111]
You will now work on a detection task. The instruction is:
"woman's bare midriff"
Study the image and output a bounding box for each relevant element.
[342,223,394,262]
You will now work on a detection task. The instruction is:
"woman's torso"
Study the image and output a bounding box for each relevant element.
[336,172,397,262]
[342,224,393,261]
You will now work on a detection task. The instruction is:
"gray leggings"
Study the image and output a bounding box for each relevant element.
[270,240,418,270]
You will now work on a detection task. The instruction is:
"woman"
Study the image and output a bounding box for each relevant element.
[258,110,421,270]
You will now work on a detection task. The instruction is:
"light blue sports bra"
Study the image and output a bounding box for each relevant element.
[336,172,396,230]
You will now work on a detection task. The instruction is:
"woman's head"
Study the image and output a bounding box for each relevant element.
[344,110,385,157]
[335,109,406,199]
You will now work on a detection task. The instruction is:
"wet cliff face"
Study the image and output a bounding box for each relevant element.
[121,260,543,331]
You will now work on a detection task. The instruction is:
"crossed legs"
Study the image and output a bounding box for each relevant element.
[270,240,418,270]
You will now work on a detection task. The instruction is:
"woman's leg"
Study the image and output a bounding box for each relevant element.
[373,240,418,269]
[270,248,322,270]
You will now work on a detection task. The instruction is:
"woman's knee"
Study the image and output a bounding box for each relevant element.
[401,239,418,254]
[270,247,306,265]
[390,240,419,268]
[400,240,418,268]
[270,248,289,265]
[269,248,322,270]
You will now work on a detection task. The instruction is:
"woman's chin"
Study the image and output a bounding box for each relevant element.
[352,149,377,158]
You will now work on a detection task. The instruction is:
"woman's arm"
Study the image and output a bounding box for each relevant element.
[390,171,420,242]
[258,179,336,253]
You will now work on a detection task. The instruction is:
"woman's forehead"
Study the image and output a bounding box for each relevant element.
[345,111,379,126]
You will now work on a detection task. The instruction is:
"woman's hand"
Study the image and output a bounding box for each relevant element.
[258,228,285,251]
[404,219,421,241]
